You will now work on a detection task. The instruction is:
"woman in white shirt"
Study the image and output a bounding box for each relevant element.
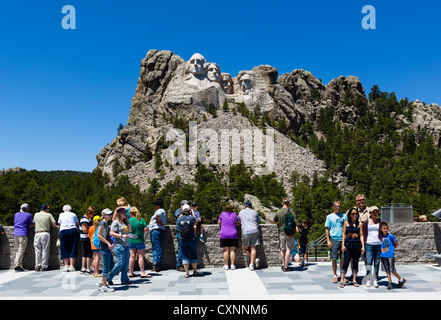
[362,206,382,288]
[58,204,79,272]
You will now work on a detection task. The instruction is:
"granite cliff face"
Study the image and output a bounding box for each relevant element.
[96,49,441,193]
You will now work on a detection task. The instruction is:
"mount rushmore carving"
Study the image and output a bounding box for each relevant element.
[96,49,441,193]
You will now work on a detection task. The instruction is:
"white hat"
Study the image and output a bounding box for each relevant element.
[182,204,191,212]
[369,206,380,213]
[101,208,113,216]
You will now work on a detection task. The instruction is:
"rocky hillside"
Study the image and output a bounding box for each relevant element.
[96,49,441,197]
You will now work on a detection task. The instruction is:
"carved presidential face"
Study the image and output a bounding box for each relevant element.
[207,63,221,82]
[240,74,253,93]
[221,73,233,94]
[189,53,206,77]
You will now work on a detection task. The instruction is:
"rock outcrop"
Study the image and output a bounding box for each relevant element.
[96,49,441,194]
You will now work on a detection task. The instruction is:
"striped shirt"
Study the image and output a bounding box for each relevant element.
[238,207,260,235]
[79,215,92,239]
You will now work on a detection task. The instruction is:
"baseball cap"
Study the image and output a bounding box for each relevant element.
[116,207,127,215]
[244,200,252,207]
[40,204,49,210]
[152,199,164,207]
[182,204,191,212]
[369,206,380,213]
[101,208,113,216]
[93,215,101,222]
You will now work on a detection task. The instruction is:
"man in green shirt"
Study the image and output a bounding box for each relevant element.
[273,199,298,272]
[33,204,56,271]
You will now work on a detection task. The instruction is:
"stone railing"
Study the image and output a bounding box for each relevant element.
[1,223,440,270]
[389,222,441,264]
[0,224,279,270]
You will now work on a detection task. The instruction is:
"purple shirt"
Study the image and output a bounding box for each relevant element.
[218,211,238,239]
[14,212,34,237]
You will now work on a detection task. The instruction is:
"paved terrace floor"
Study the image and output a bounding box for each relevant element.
[0,262,440,300]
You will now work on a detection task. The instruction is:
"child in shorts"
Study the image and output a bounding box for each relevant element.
[192,203,206,242]
[298,219,309,267]
[379,222,407,290]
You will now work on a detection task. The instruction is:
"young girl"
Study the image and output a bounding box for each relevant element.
[379,222,407,289]
[97,208,115,292]
[88,215,102,277]
[128,207,150,278]
[340,208,364,288]
[108,207,132,285]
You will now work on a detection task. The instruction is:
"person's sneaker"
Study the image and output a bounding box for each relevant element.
[35,266,41,272]
[69,266,75,272]
[80,268,86,274]
[199,235,206,243]
[373,279,379,288]
[387,282,393,290]
[99,285,114,292]
[62,265,69,272]
[397,278,407,288]
[255,258,260,269]
[223,265,229,270]
[249,263,255,271]
[230,264,236,270]
[85,269,93,275]
[365,278,372,287]
[96,280,103,287]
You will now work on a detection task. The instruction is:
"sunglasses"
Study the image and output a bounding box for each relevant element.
[356,199,365,202]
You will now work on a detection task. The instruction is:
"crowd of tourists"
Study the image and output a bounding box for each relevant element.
[7,194,407,292]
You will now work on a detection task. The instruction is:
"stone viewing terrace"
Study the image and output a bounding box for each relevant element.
[1,223,440,270]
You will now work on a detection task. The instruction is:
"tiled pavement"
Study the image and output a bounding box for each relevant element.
[0,262,440,300]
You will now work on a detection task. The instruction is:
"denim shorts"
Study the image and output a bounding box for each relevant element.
[129,242,146,250]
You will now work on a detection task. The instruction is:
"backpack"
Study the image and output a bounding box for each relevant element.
[283,208,296,235]
[180,216,194,239]
[92,227,101,248]
[92,223,108,248]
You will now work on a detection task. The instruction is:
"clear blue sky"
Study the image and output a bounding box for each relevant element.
[1,0,440,172]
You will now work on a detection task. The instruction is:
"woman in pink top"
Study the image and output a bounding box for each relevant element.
[218,204,239,270]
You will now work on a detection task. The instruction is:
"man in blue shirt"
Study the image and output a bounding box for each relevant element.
[14,204,34,272]
[325,200,347,283]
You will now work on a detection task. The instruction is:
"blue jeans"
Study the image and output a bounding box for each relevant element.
[108,245,130,284]
[176,232,184,268]
[180,238,198,265]
[365,243,381,278]
[151,229,164,268]
[100,248,115,278]
[59,228,78,259]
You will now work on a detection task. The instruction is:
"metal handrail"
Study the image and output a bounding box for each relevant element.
[306,233,329,262]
